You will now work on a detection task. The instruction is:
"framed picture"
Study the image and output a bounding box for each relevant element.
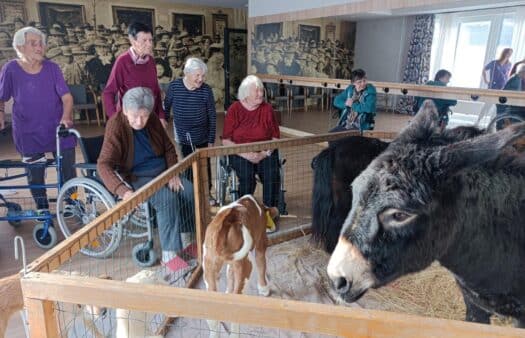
[38,2,85,28]
[172,13,204,37]
[299,24,320,43]
[0,0,26,24]
[255,23,282,41]
[325,23,336,42]
[212,13,228,40]
[112,6,155,30]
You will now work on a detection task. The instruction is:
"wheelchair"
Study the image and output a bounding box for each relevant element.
[55,133,158,267]
[486,105,525,133]
[214,153,288,216]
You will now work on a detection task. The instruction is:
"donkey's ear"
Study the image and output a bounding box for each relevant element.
[394,100,442,145]
[428,122,525,177]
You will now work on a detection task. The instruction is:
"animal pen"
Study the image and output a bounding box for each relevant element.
[16,75,525,337]
[17,128,524,338]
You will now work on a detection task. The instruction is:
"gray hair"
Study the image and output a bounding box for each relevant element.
[122,87,155,114]
[183,57,207,75]
[517,63,525,75]
[12,27,46,58]
[238,75,264,101]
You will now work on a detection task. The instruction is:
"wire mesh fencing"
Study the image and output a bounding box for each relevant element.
[22,133,372,337]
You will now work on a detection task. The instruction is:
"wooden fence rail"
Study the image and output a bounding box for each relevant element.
[258,74,525,106]
[21,272,525,338]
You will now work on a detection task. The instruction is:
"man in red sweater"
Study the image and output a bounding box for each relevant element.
[103,22,167,129]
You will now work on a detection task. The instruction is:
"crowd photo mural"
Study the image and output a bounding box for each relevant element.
[0,2,237,111]
[251,18,356,79]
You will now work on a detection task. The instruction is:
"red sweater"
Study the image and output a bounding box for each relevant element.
[103,50,165,119]
[223,101,280,144]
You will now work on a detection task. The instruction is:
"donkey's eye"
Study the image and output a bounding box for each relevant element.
[379,208,416,229]
[393,212,410,222]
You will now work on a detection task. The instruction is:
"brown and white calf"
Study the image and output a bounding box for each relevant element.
[203,195,278,337]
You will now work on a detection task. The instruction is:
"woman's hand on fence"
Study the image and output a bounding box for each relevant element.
[169,176,184,192]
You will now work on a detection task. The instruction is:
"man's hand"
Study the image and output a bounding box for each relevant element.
[160,118,168,129]
[345,98,354,107]
[168,176,184,192]
[122,190,133,200]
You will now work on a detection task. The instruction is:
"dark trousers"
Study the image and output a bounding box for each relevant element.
[228,151,280,207]
[132,176,194,252]
[180,142,212,191]
[24,147,76,209]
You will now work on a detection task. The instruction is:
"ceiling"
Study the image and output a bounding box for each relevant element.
[337,0,525,20]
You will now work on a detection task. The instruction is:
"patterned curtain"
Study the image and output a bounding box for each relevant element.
[396,15,435,115]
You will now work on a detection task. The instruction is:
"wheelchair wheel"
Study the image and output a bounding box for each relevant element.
[33,224,57,249]
[132,242,157,267]
[57,177,122,258]
[487,114,525,133]
[6,202,22,228]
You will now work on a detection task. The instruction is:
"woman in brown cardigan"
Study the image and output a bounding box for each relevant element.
[97,86,194,271]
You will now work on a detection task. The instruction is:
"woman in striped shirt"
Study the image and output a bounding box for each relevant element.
[164,57,216,195]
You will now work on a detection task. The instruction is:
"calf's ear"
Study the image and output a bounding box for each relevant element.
[394,100,442,145]
[428,122,525,176]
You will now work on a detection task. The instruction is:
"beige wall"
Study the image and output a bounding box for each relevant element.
[24,0,246,32]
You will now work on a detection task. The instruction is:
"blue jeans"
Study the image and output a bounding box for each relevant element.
[132,176,195,252]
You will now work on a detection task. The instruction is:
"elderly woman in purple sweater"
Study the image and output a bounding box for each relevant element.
[483,48,513,90]
[0,26,75,210]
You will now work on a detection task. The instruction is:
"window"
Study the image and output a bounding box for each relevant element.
[430,7,524,88]
[494,18,515,58]
[451,21,491,87]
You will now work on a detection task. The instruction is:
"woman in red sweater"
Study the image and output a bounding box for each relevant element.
[222,75,281,222]
[103,22,167,129]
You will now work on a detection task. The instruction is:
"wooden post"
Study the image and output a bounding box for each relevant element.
[24,298,58,338]
[193,153,210,265]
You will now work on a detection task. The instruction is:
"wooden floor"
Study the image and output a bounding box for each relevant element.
[0,107,410,337]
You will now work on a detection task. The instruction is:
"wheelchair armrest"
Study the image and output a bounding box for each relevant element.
[73,162,98,170]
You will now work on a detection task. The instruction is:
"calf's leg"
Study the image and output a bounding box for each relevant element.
[255,243,270,296]
[203,252,223,338]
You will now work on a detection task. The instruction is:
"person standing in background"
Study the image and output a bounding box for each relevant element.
[0,27,76,211]
[482,48,513,90]
[103,22,167,128]
[164,57,216,204]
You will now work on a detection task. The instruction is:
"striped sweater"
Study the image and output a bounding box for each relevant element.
[164,78,216,145]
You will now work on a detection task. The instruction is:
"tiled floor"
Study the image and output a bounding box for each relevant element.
[0,108,410,337]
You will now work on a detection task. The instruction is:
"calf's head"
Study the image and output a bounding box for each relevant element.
[327,100,525,303]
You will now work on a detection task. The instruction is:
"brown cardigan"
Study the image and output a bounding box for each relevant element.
[97,112,178,197]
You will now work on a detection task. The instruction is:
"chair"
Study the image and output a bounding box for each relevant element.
[268,83,291,116]
[289,85,307,113]
[69,84,103,126]
[305,87,325,111]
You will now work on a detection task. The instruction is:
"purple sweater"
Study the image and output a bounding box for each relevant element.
[103,50,165,119]
[0,59,74,154]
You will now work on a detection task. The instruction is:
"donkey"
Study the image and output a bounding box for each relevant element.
[327,100,525,327]
[311,128,484,253]
[311,136,389,253]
